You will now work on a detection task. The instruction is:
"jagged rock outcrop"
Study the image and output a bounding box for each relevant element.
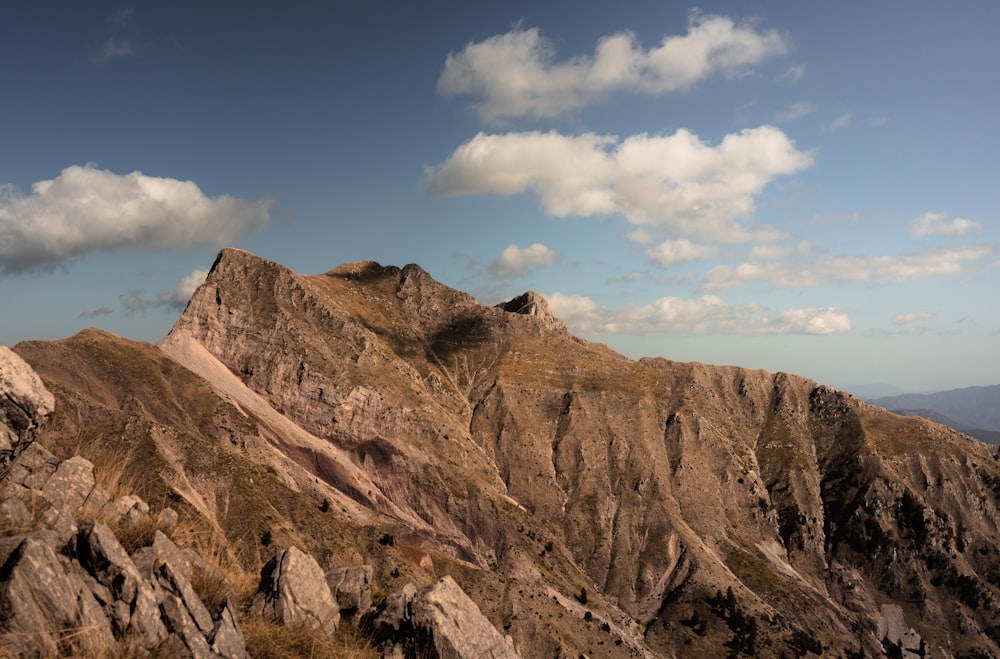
[0,438,249,657]
[0,346,54,478]
[10,248,1000,657]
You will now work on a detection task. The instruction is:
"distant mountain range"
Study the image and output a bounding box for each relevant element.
[868,384,1000,443]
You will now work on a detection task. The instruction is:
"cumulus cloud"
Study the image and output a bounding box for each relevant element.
[892,310,934,325]
[120,268,209,314]
[701,245,992,291]
[491,243,559,278]
[908,212,983,236]
[438,12,788,122]
[428,126,812,242]
[549,292,850,336]
[647,239,717,266]
[0,165,271,274]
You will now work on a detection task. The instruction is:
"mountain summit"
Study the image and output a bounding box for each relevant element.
[13,248,1000,657]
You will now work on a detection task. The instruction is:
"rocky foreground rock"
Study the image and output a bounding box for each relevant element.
[6,248,1000,656]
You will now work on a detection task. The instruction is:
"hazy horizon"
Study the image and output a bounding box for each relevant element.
[2,2,997,395]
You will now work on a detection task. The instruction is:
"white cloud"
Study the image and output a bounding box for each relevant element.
[647,239,717,266]
[157,268,210,309]
[908,212,983,236]
[438,12,788,122]
[491,243,559,278]
[0,165,272,274]
[548,292,850,336]
[701,245,992,290]
[747,240,812,261]
[892,310,934,325]
[428,126,812,242]
[626,228,654,244]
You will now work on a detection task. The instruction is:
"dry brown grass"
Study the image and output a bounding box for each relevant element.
[241,618,379,659]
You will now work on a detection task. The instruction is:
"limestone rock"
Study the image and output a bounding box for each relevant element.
[0,346,55,478]
[495,291,567,334]
[411,576,520,659]
[249,545,340,635]
[75,518,168,649]
[0,441,59,500]
[39,455,99,514]
[326,564,373,613]
[0,536,115,656]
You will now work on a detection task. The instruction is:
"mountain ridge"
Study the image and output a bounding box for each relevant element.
[10,247,1000,657]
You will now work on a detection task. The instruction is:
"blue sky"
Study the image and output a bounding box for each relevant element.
[2,1,997,394]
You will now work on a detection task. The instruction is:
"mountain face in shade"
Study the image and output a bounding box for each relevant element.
[14,248,1000,657]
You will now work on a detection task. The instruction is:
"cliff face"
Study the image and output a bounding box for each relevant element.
[16,248,1000,657]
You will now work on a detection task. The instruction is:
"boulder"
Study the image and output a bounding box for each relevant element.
[249,545,340,635]
[0,536,115,656]
[39,455,99,514]
[211,599,250,659]
[411,576,520,659]
[326,564,373,613]
[0,346,55,479]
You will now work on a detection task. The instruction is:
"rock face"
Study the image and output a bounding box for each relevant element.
[0,346,55,478]
[11,247,1000,657]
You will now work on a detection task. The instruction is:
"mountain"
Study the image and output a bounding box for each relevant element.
[9,247,1000,657]
[887,408,1000,444]
[870,385,1000,439]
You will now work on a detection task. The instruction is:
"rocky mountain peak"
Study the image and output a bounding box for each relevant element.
[495,290,567,333]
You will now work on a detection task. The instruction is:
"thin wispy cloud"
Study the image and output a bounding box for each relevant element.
[777,64,806,81]
[79,306,114,319]
[773,101,813,123]
[908,212,983,237]
[120,268,208,314]
[0,165,272,274]
[428,126,812,242]
[109,8,135,29]
[549,292,851,336]
[823,112,852,132]
[93,8,138,64]
[701,244,992,291]
[646,239,717,266]
[892,310,934,325]
[438,12,788,122]
[94,37,135,63]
